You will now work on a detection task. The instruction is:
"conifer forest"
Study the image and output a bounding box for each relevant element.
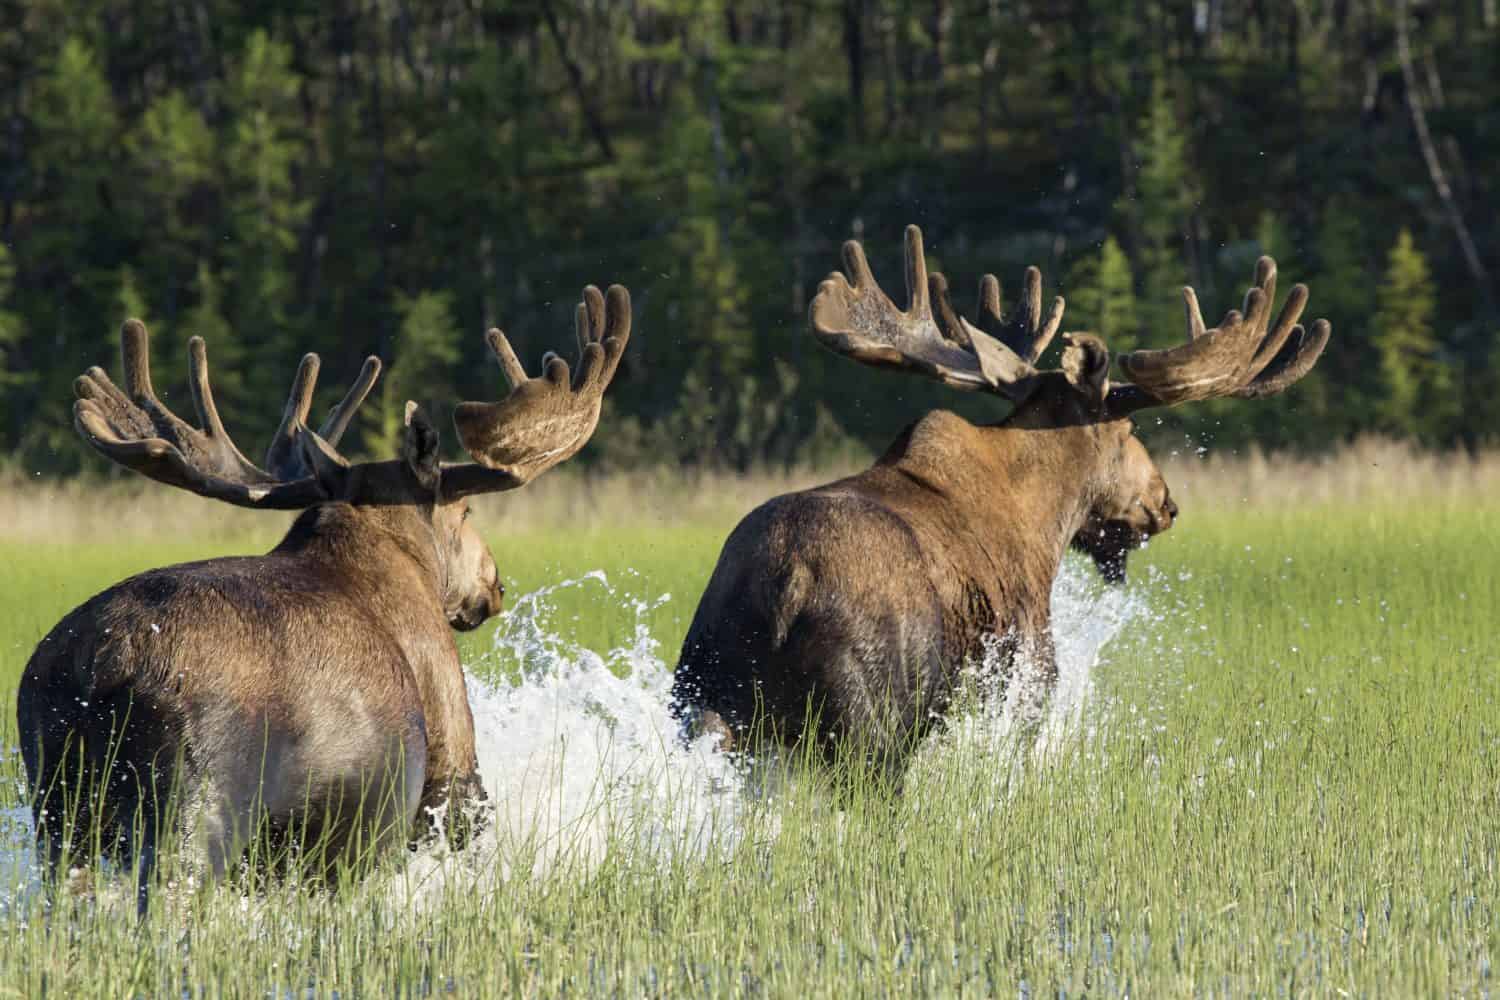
[0,0,1495,471]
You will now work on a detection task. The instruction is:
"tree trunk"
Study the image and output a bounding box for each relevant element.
[843,0,866,142]
[541,0,615,160]
[1395,0,1494,309]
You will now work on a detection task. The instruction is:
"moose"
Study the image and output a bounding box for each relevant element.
[672,225,1326,772]
[18,285,630,909]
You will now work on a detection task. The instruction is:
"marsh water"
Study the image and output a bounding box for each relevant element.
[0,557,1153,921]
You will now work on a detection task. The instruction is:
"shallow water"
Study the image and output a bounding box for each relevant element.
[0,556,1153,917]
[395,558,1152,906]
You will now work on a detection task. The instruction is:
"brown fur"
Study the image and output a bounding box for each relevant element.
[18,453,499,892]
[1070,436,1178,583]
[673,378,1175,772]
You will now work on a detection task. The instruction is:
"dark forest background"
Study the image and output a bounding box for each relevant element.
[0,0,1495,474]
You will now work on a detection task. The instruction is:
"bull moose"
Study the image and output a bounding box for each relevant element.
[18,285,630,910]
[672,225,1326,772]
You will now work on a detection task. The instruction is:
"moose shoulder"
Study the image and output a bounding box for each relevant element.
[19,286,630,910]
[672,225,1326,772]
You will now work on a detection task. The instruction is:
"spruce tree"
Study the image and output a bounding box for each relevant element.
[1125,79,1196,347]
[365,291,463,459]
[222,29,307,431]
[1372,230,1454,441]
[1067,236,1140,354]
[128,91,216,297]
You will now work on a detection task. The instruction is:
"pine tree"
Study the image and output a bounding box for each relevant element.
[1309,199,1377,433]
[222,30,307,414]
[28,37,119,289]
[1128,79,1196,346]
[1372,230,1454,441]
[32,39,117,187]
[128,91,216,293]
[26,37,124,462]
[365,291,463,458]
[1314,201,1370,334]
[1067,236,1139,354]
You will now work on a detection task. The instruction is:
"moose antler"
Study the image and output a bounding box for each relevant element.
[440,284,631,499]
[810,225,1064,402]
[1106,256,1331,415]
[73,319,380,508]
[813,225,1329,420]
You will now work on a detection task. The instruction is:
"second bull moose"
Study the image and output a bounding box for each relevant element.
[673,225,1328,773]
[19,285,630,911]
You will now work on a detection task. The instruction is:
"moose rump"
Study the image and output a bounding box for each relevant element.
[20,555,430,881]
[675,475,995,769]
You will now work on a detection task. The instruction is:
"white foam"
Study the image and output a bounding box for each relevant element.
[3,556,1151,917]
[910,556,1149,787]
[388,572,752,908]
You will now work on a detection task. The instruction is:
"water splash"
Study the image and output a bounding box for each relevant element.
[389,571,752,908]
[910,556,1152,785]
[397,557,1151,903]
[0,799,40,922]
[1,556,1155,917]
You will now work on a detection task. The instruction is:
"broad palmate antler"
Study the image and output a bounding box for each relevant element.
[810,224,1329,417]
[74,284,632,505]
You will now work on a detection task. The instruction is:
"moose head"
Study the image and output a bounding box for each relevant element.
[809,225,1324,567]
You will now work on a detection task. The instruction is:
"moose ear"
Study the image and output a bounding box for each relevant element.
[1061,333,1110,413]
[402,401,442,493]
[297,427,351,496]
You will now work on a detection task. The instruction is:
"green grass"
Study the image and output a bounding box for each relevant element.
[0,498,1497,996]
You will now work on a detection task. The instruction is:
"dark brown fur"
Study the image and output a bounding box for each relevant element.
[19,454,498,892]
[673,379,1175,771]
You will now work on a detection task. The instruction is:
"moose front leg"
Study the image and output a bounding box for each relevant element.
[415,768,489,851]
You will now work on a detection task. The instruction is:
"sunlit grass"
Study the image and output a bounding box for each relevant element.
[0,456,1496,994]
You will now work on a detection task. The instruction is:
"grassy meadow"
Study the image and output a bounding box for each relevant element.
[0,440,1496,995]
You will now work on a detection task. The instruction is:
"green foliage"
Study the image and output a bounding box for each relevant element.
[222,28,307,409]
[115,266,150,328]
[179,263,246,423]
[1067,236,1139,353]
[32,38,116,171]
[365,290,463,458]
[1373,230,1454,441]
[0,2,1495,472]
[1126,80,1198,347]
[0,487,1497,991]
[0,246,28,389]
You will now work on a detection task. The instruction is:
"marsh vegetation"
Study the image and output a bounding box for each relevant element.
[0,444,1494,995]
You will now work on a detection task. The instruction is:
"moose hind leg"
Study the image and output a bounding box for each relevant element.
[24,691,185,900]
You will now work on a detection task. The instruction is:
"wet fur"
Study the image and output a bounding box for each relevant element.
[673,378,1153,771]
[18,466,491,896]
